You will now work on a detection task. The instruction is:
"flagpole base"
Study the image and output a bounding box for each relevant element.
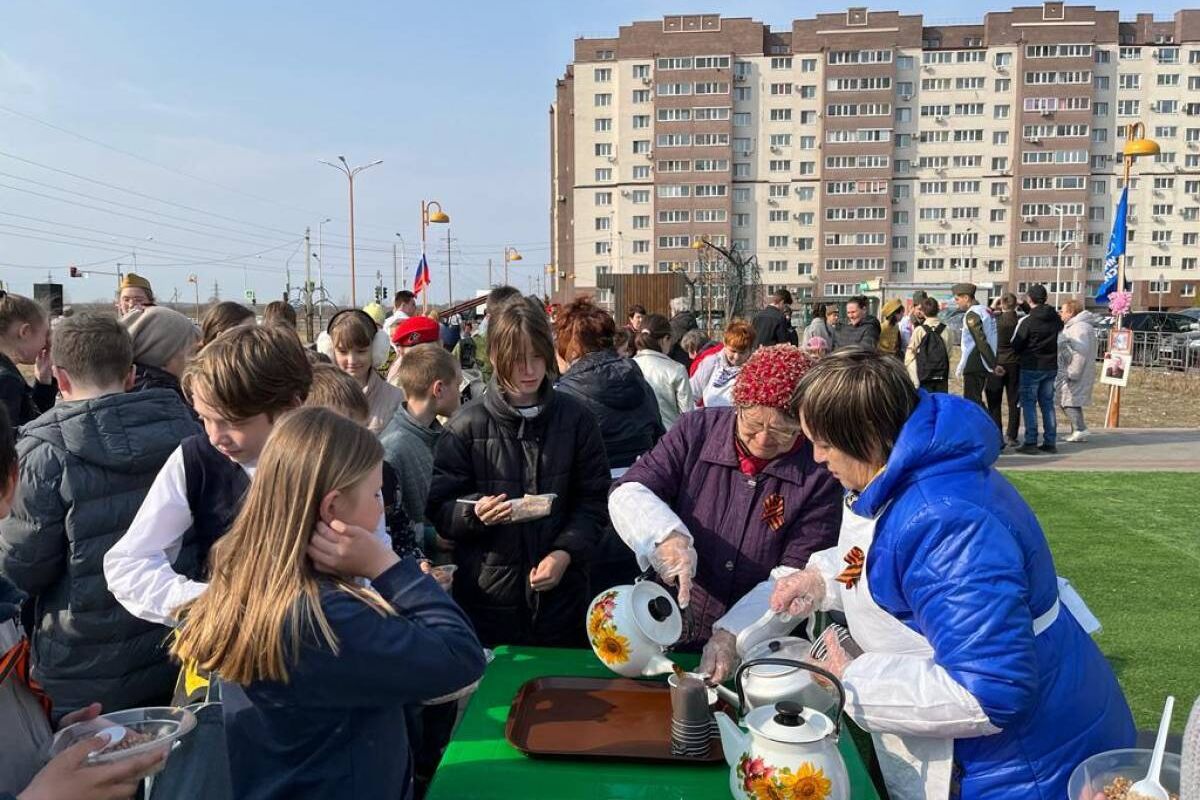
[1104,384,1121,429]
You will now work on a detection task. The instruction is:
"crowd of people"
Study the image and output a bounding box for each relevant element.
[0,273,1125,800]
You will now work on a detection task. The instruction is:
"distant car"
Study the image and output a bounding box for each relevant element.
[1180,308,1200,323]
[1123,312,1199,334]
[1121,312,1200,369]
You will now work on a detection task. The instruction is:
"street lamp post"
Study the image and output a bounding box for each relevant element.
[1051,203,1069,308]
[1105,121,1160,429]
[503,246,523,286]
[1157,272,1166,313]
[317,217,330,298]
[187,274,200,322]
[420,201,450,311]
[319,156,383,306]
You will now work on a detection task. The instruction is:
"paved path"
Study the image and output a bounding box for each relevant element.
[999,427,1200,472]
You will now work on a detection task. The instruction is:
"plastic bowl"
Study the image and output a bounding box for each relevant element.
[1067,748,1181,800]
[49,707,197,772]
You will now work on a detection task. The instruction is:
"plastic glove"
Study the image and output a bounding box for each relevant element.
[806,626,858,689]
[697,629,739,686]
[769,567,826,618]
[649,532,697,608]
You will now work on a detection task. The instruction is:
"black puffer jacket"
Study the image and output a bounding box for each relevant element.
[668,311,699,368]
[0,352,55,435]
[0,389,200,714]
[832,316,882,351]
[426,378,611,648]
[1012,305,1065,371]
[752,305,797,348]
[131,362,198,422]
[555,349,664,470]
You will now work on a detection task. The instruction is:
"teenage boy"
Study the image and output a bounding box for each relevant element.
[104,325,312,627]
[380,344,462,528]
[0,314,199,715]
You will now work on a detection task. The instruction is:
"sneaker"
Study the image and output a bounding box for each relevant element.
[1038,444,1058,454]
[1065,430,1090,443]
[1006,438,1021,449]
[1014,444,1042,455]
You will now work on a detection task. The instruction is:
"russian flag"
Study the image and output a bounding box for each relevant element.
[413,253,431,294]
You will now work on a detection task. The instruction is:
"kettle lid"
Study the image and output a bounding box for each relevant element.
[746,701,834,745]
[743,638,812,679]
[630,581,682,646]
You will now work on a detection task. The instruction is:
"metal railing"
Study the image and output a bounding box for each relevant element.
[1097,330,1200,372]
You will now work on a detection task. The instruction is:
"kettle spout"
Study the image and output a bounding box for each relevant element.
[642,652,675,677]
[714,711,746,769]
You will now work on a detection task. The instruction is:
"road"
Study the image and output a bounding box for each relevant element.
[1000,428,1200,471]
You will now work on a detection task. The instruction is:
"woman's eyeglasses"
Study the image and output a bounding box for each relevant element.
[736,408,803,443]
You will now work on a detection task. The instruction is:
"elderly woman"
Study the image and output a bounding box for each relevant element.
[609,345,842,650]
[689,320,755,407]
[712,350,1133,800]
[1056,299,1099,443]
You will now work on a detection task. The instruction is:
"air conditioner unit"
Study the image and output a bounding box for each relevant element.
[607,156,617,163]
[891,197,900,204]
[1041,110,1054,117]
[999,195,1010,203]
[557,195,567,203]
[621,190,631,197]
[935,167,947,176]
[1022,215,1036,223]
[1189,142,1198,150]
[768,198,778,206]
[1128,215,1139,223]
[900,93,913,101]
[934,115,947,124]
[939,219,950,228]
[770,145,781,153]
[995,65,1009,74]
[922,64,935,73]
[1175,165,1184,172]
[1158,241,1169,249]
[793,213,805,220]
[641,77,652,86]
[645,152,654,159]
[1025,137,1041,144]
[1154,189,1165,197]
[1000,169,1012,176]
[793,237,806,244]
[734,74,746,82]
[1153,215,1165,223]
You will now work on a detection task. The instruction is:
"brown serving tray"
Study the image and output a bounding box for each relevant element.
[504,676,725,764]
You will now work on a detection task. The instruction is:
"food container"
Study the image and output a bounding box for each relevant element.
[1067,748,1181,800]
[49,707,197,773]
[508,493,556,522]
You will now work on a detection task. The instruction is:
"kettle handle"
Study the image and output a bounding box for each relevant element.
[733,657,846,737]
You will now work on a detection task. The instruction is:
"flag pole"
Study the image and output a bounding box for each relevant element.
[420,201,428,315]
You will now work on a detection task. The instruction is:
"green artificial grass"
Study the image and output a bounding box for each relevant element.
[1003,471,1200,733]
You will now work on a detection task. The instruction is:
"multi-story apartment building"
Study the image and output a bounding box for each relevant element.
[550,4,1200,313]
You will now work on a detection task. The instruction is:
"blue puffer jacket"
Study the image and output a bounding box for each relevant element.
[854,391,1134,799]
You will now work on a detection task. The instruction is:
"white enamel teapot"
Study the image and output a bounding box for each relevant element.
[716,658,850,800]
[585,580,682,678]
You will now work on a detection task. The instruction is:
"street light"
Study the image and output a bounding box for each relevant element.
[319,156,383,306]
[419,201,450,309]
[1050,204,1072,308]
[503,246,523,285]
[1157,272,1166,313]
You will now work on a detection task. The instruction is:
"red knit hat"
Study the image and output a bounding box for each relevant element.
[391,315,440,347]
[732,344,815,412]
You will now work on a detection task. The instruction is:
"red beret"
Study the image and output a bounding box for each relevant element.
[732,345,815,412]
[391,315,440,347]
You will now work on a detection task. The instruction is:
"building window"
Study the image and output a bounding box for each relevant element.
[632,115,650,129]
[594,93,611,107]
[632,165,651,180]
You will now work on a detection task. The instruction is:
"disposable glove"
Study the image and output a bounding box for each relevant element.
[649,531,697,608]
[768,567,826,618]
[697,629,739,685]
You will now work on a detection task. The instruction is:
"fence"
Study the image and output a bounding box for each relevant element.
[1097,331,1200,373]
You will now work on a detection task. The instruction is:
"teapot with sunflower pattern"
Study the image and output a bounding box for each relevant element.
[716,659,850,800]
[585,581,682,678]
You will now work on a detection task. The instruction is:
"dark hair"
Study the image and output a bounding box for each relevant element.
[263,301,297,329]
[795,349,918,466]
[810,303,826,318]
[183,324,312,422]
[393,290,415,307]
[627,304,647,319]
[847,295,869,312]
[554,298,616,362]
[771,289,793,306]
[52,313,133,388]
[634,313,672,353]
[612,329,632,357]
[0,291,47,338]
[920,297,940,318]
[0,405,14,497]
[1001,292,1018,311]
[200,302,255,348]
[486,285,523,318]
[1027,284,1048,304]
[488,299,558,392]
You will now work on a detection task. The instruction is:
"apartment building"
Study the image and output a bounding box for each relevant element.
[549,4,1200,312]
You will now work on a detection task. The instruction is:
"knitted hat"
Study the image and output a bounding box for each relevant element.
[121,306,198,368]
[361,302,387,326]
[732,344,815,412]
[391,315,440,347]
[120,273,153,292]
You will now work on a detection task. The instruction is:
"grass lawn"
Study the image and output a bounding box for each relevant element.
[1004,471,1200,733]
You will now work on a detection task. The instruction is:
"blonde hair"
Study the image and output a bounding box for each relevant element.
[1062,298,1084,316]
[397,343,458,399]
[171,407,391,685]
[305,363,370,425]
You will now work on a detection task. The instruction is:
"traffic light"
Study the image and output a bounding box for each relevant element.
[69,266,80,278]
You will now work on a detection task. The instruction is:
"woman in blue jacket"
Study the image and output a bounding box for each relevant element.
[172,408,485,800]
[716,349,1134,800]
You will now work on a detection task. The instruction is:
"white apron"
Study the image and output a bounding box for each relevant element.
[836,503,955,800]
[835,503,1063,800]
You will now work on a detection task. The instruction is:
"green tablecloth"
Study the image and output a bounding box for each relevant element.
[427,645,881,800]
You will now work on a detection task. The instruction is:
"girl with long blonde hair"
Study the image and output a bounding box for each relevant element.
[171,407,485,800]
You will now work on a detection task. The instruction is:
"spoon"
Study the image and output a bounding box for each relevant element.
[1129,695,1175,800]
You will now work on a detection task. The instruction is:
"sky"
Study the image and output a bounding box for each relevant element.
[0,0,1185,305]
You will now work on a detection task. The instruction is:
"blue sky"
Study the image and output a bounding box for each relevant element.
[0,0,1182,305]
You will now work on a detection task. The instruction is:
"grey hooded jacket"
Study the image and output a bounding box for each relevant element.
[0,389,200,715]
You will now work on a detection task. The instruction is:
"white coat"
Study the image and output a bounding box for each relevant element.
[633,349,694,429]
[1056,310,1099,408]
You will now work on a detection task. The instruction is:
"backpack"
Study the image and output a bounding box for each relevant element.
[916,323,949,383]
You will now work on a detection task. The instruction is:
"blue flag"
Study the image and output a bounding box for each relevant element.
[1095,187,1128,303]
